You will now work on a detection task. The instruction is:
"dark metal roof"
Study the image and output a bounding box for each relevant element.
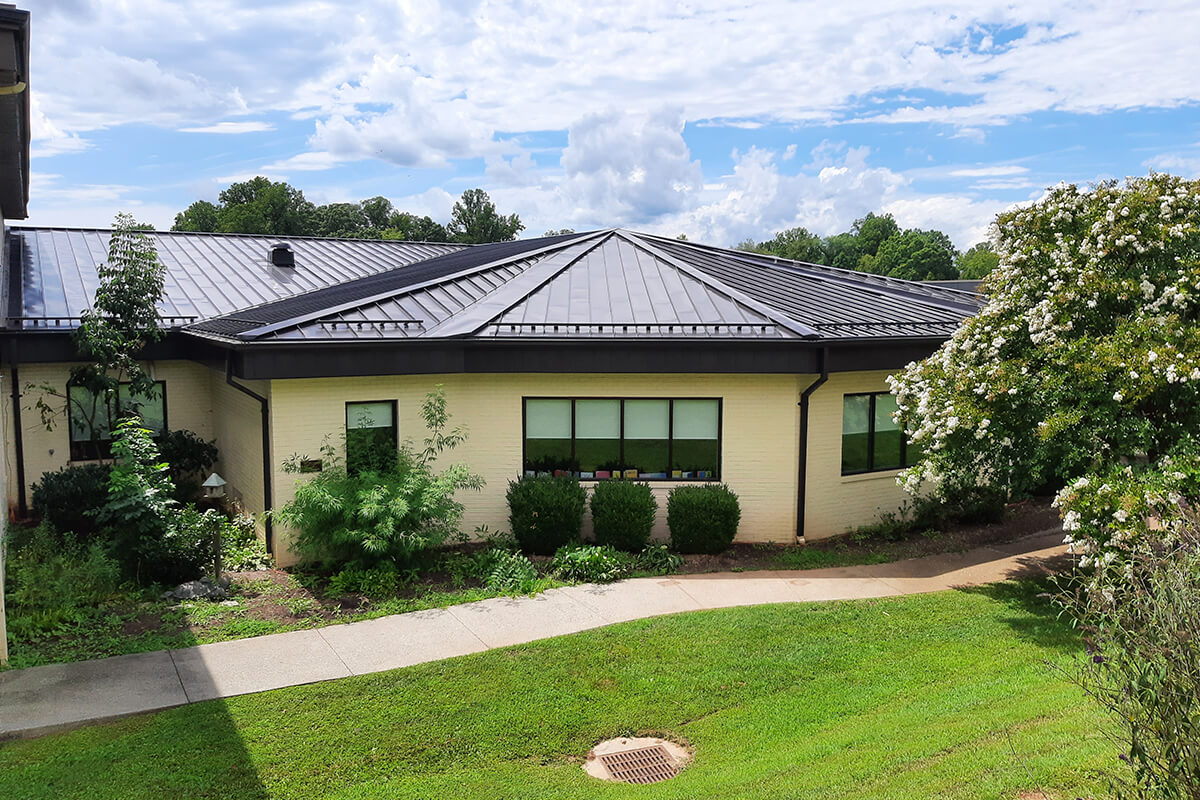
[191,229,979,345]
[5,227,467,330]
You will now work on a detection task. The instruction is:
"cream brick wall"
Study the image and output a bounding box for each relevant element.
[267,373,805,566]
[208,370,270,535]
[803,369,909,540]
[5,360,216,511]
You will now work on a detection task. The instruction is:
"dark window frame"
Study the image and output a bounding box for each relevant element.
[840,391,912,476]
[521,396,723,481]
[67,380,169,462]
[344,399,399,474]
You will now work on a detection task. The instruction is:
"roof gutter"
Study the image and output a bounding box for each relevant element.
[224,353,273,554]
[796,347,829,544]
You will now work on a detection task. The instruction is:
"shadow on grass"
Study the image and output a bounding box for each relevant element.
[955,563,1081,653]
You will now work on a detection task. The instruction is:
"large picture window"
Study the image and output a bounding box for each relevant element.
[523,397,721,480]
[841,392,914,475]
[346,400,398,473]
[68,381,167,461]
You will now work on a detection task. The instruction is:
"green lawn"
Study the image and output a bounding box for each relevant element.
[0,581,1115,800]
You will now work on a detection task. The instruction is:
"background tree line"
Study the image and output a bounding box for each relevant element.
[172,178,524,245]
[737,212,999,281]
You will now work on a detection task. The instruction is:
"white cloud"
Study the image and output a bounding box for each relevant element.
[178,121,275,134]
[949,165,1029,177]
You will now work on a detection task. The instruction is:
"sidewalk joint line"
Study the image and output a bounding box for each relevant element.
[166,649,192,704]
[315,628,356,677]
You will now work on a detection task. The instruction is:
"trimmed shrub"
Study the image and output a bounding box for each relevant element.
[137,505,218,586]
[667,484,741,554]
[551,544,631,584]
[589,480,657,552]
[30,464,112,539]
[506,475,586,555]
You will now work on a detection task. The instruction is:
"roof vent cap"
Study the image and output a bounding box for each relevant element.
[270,242,294,268]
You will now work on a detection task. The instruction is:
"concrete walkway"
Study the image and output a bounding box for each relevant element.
[0,530,1067,740]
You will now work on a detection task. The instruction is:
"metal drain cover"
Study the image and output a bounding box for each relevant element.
[599,745,679,784]
[584,736,691,784]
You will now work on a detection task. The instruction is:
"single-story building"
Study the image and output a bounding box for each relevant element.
[1,224,980,564]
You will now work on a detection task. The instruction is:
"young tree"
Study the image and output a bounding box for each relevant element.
[447,188,524,244]
[889,174,1200,555]
[34,214,168,457]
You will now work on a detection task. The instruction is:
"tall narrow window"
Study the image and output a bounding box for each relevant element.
[574,399,620,474]
[68,381,166,461]
[671,399,719,478]
[841,392,913,475]
[524,398,575,473]
[346,401,398,473]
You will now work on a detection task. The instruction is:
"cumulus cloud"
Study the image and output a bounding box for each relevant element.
[558,109,703,222]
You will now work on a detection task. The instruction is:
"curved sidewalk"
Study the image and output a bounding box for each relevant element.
[0,529,1067,740]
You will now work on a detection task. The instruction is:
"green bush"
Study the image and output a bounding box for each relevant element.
[485,550,538,593]
[589,480,657,552]
[277,388,483,569]
[506,475,587,555]
[667,484,741,554]
[636,543,683,575]
[158,428,218,502]
[551,544,631,584]
[4,524,123,638]
[138,505,219,586]
[220,515,272,571]
[30,463,112,539]
[327,562,407,598]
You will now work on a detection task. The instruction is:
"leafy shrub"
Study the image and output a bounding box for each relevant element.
[551,544,631,584]
[220,515,273,571]
[440,547,508,588]
[277,388,484,568]
[589,480,657,552]
[158,428,218,502]
[485,550,538,593]
[506,475,587,555]
[636,544,683,575]
[667,484,741,554]
[1055,516,1200,799]
[4,524,123,638]
[327,562,407,599]
[852,489,1006,543]
[30,463,112,539]
[139,505,219,586]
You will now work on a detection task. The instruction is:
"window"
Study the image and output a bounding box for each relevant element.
[841,392,914,475]
[68,381,167,461]
[523,398,721,480]
[346,401,398,473]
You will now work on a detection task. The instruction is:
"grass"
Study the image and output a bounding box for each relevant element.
[0,580,1115,799]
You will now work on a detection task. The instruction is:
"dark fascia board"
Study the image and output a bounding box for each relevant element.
[0,329,945,379]
[0,6,28,220]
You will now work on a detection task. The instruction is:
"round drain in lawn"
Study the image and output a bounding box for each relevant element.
[584,737,692,785]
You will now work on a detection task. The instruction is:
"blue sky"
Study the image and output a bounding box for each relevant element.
[25,0,1200,248]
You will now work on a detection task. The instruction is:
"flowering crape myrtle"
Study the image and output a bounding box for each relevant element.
[889,174,1200,559]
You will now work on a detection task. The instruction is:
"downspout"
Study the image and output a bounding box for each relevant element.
[10,357,25,518]
[796,347,829,544]
[224,353,273,554]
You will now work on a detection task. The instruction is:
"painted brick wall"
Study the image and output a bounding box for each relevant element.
[5,360,216,512]
[803,369,909,540]
[267,373,805,566]
[207,370,270,533]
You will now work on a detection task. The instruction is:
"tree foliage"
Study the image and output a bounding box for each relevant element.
[957,242,1000,280]
[741,212,962,280]
[447,188,524,244]
[34,214,167,452]
[889,174,1200,556]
